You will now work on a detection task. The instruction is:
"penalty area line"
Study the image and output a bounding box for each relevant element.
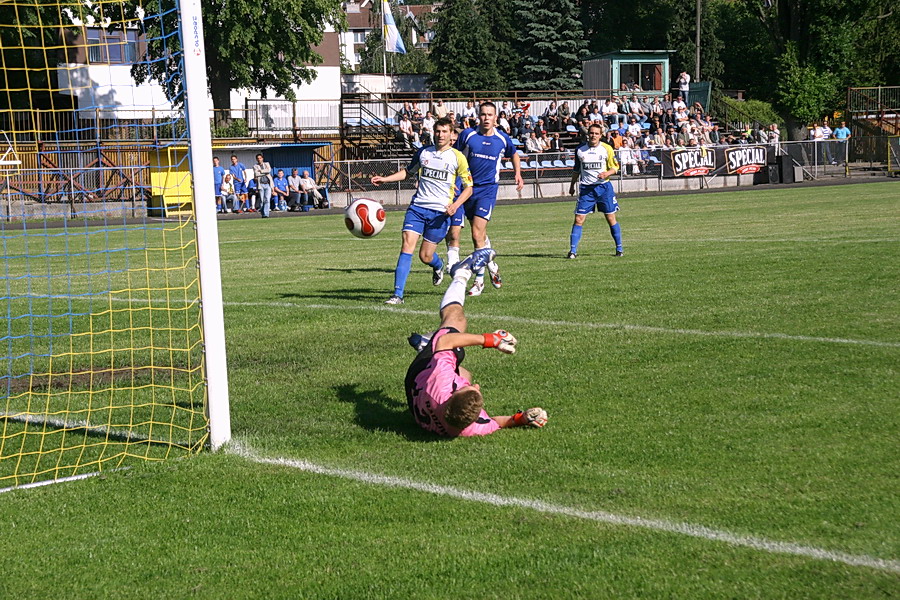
[226,301,900,349]
[229,441,899,573]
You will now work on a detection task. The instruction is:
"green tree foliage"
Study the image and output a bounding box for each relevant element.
[132,0,345,115]
[482,0,520,89]
[358,1,433,74]
[0,2,68,110]
[579,0,669,56]
[739,0,900,137]
[428,0,501,91]
[509,0,586,90]
[665,0,724,87]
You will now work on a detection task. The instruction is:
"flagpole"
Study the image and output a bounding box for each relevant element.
[382,1,388,96]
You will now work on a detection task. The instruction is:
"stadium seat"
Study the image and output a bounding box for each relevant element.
[541,160,554,168]
[512,138,522,146]
[566,125,577,133]
[528,160,540,169]
[553,160,566,167]
[564,159,575,167]
[503,161,513,170]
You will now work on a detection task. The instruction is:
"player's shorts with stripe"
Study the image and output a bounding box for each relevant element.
[464,183,499,222]
[403,203,451,244]
[233,181,247,195]
[576,181,618,215]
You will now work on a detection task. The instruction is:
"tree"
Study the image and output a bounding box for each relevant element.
[580,0,670,56]
[509,0,586,90]
[739,0,900,139]
[666,0,724,88]
[358,1,433,74]
[481,0,520,89]
[132,0,345,119]
[428,0,502,91]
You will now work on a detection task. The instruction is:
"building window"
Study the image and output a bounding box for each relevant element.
[86,28,139,64]
[352,30,367,45]
[619,62,664,92]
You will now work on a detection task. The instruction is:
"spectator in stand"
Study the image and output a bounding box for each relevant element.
[601,98,619,126]
[578,118,591,143]
[397,101,414,121]
[399,114,417,148]
[709,124,721,145]
[677,71,691,104]
[272,169,289,211]
[521,108,535,131]
[627,117,642,138]
[461,100,478,126]
[589,105,604,122]
[558,101,572,129]
[508,110,523,139]
[628,95,646,125]
[219,173,236,213]
[520,117,535,141]
[525,131,543,155]
[411,110,425,145]
[447,111,457,128]
[650,128,665,147]
[607,129,623,149]
[421,110,436,146]
[618,137,640,175]
[673,95,687,112]
[647,116,663,136]
[661,107,677,130]
[534,118,547,138]
[543,101,560,131]
[660,93,673,112]
[650,96,663,119]
[433,99,448,119]
[538,131,552,153]
[675,106,691,131]
[287,168,304,211]
[253,153,273,218]
[549,132,565,153]
[663,136,675,149]
[497,111,510,135]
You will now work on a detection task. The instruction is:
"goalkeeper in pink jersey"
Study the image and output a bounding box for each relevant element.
[404,248,548,437]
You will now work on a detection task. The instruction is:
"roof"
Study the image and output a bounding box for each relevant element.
[211,142,332,150]
[583,49,674,61]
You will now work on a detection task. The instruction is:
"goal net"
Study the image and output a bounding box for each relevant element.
[0,0,230,489]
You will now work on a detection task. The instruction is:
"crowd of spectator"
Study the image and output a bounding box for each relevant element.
[213,154,328,215]
[386,95,789,175]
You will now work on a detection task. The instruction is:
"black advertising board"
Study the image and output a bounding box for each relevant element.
[660,145,773,178]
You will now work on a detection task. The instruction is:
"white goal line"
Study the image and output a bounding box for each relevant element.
[229,441,900,574]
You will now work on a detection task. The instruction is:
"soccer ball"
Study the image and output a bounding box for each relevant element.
[344,198,386,238]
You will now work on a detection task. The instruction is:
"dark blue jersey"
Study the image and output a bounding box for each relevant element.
[454,127,516,186]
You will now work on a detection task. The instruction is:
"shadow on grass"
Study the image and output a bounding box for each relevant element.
[333,383,445,442]
[318,267,395,274]
[501,252,567,260]
[278,289,429,302]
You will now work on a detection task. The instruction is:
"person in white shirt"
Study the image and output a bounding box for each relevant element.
[672,95,687,111]
[525,131,543,154]
[421,111,436,146]
[677,71,691,103]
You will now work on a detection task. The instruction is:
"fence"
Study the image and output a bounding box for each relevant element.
[319,138,894,208]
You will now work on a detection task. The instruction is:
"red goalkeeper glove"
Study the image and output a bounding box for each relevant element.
[482,330,517,354]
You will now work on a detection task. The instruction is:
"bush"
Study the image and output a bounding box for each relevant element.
[719,96,784,128]
[212,119,249,139]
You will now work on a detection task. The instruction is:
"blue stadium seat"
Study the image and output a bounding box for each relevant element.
[564,159,575,167]
[566,125,578,133]
[512,138,523,146]
[345,118,361,127]
[553,160,566,167]
[541,160,554,168]
[503,161,513,169]
[528,160,540,169]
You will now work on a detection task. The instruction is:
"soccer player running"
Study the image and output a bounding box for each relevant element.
[448,101,524,297]
[406,248,548,436]
[567,122,623,258]
[371,118,473,305]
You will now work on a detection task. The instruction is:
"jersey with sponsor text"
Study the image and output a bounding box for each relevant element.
[454,127,517,185]
[573,142,619,186]
[406,146,473,212]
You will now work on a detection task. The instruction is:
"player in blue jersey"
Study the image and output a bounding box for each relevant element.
[371,118,474,305]
[212,156,227,213]
[568,123,622,258]
[449,101,524,296]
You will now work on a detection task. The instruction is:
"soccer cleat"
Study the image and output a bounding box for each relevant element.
[567,251,577,259]
[467,281,484,296]
[615,250,624,257]
[384,295,404,305]
[444,261,456,274]
[488,262,502,288]
[432,268,444,286]
[451,248,496,277]
[407,332,433,352]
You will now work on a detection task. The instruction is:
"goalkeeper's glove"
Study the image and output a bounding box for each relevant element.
[513,407,548,428]
[482,330,517,354]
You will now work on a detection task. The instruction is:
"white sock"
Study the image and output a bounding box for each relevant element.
[474,238,492,283]
[446,246,460,267]
[440,267,472,309]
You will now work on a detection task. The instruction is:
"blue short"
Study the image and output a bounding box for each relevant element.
[450,203,467,227]
[464,183,499,222]
[576,181,618,215]
[403,203,451,244]
[233,181,247,195]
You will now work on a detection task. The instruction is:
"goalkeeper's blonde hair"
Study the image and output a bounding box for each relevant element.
[445,388,483,430]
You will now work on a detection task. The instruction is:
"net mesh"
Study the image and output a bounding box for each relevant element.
[0,0,209,487]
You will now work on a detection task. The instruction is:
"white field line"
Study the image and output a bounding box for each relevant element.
[229,441,899,573]
[232,301,900,349]
[18,294,900,348]
[0,469,126,494]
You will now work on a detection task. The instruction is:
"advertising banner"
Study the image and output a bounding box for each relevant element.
[661,145,773,177]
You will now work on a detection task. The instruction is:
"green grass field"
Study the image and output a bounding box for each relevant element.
[1,181,898,598]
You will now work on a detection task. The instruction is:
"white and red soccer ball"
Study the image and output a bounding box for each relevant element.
[344,198,386,238]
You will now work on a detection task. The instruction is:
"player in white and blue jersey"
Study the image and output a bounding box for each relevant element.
[567,123,622,258]
[371,118,473,305]
[449,102,524,296]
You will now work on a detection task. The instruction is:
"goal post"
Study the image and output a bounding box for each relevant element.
[0,0,230,488]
